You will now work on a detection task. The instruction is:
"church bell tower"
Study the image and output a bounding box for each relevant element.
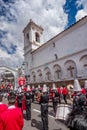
[23,19,44,52]
[23,19,44,77]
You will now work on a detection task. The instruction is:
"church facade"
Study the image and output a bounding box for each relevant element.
[23,16,87,88]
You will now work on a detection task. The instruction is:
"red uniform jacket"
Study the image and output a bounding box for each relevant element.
[81,88,86,94]
[62,87,68,95]
[57,88,61,94]
[0,103,8,115]
[0,103,8,130]
[1,105,24,130]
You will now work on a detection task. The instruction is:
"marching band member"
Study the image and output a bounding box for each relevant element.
[40,84,49,130]
[17,91,23,111]
[81,85,86,95]
[52,83,59,115]
[32,85,35,102]
[66,79,87,130]
[72,79,86,110]
[66,108,87,130]
[57,86,61,103]
[62,85,68,104]
[25,85,32,120]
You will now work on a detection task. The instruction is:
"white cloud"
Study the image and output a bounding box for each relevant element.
[0,0,67,68]
[76,10,87,21]
[0,49,10,58]
[76,0,87,21]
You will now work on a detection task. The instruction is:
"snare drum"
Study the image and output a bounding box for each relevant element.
[55,104,72,121]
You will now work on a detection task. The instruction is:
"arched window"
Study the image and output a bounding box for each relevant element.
[53,64,62,80]
[64,60,77,78]
[37,69,42,82]
[44,67,51,81]
[35,32,40,42]
[80,55,87,77]
[31,71,36,82]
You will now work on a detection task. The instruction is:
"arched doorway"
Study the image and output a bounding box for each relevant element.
[0,66,17,89]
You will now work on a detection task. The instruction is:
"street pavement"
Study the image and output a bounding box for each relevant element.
[3,98,69,130]
[23,101,69,130]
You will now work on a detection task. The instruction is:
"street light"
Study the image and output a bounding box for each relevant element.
[22,61,29,84]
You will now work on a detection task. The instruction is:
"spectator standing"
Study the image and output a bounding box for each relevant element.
[0,93,8,130]
[0,91,24,130]
[52,83,59,115]
[62,85,68,104]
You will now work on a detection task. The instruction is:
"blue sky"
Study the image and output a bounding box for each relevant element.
[0,0,87,68]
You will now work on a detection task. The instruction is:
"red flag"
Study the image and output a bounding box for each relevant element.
[18,77,26,86]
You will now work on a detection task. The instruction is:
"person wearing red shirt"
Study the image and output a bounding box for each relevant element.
[81,86,86,95]
[0,93,8,130]
[1,91,24,130]
[57,86,61,103]
[62,85,68,104]
[0,93,8,115]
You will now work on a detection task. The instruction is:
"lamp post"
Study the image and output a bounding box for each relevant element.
[22,62,29,84]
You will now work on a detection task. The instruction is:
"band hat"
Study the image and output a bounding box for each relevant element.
[21,85,24,89]
[27,85,31,91]
[52,83,56,90]
[32,85,34,89]
[73,79,81,91]
[38,84,40,89]
[42,84,47,92]
[19,87,22,93]
[84,80,87,89]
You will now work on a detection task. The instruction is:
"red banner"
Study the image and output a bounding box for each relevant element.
[18,77,26,86]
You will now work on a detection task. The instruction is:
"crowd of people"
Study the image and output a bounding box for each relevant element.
[0,79,87,130]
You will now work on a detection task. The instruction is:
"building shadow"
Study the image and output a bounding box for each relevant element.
[48,109,54,116]
[38,114,41,118]
[55,119,65,124]
[31,119,43,130]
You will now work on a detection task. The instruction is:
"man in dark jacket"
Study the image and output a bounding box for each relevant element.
[25,90,32,120]
[40,84,49,130]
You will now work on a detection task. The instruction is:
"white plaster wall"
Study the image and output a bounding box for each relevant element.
[24,17,87,83]
[55,24,87,58]
[32,21,87,68]
[29,28,32,42]
[30,49,87,82]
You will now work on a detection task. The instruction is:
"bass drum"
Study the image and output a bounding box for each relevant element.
[55,104,72,121]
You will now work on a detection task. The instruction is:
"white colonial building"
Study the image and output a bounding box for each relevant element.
[23,16,87,87]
